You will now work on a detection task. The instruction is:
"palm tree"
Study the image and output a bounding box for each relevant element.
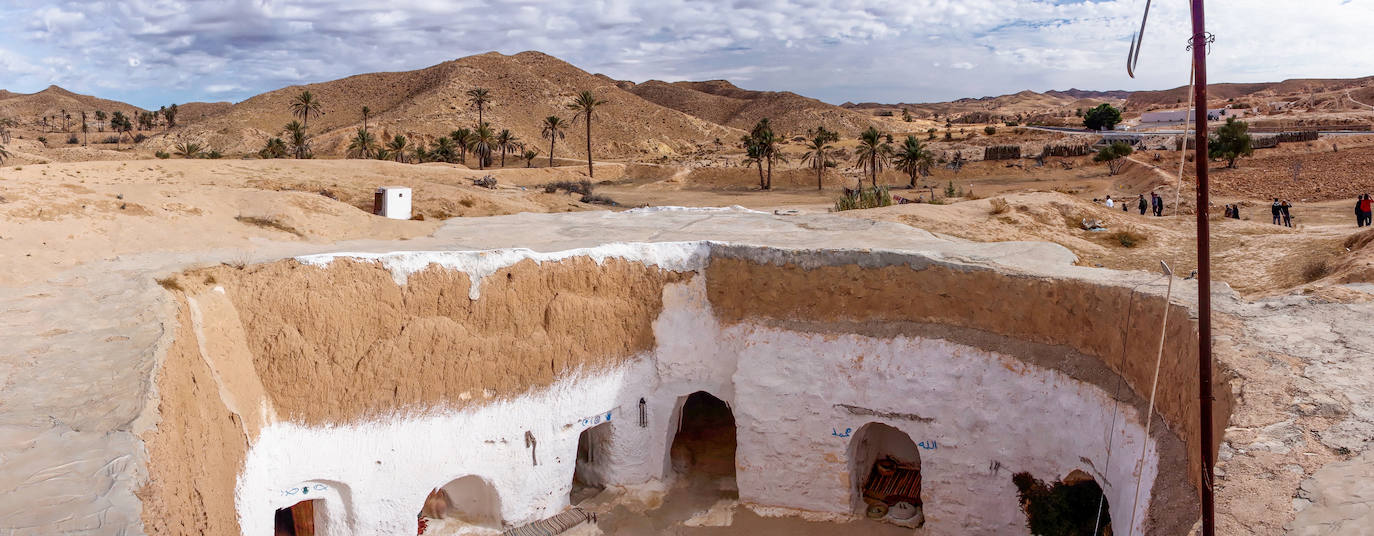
[284,120,310,159]
[259,137,288,159]
[465,88,491,125]
[749,119,783,190]
[80,111,89,146]
[854,126,894,188]
[801,130,836,190]
[0,145,10,165]
[410,142,428,164]
[0,118,14,144]
[541,115,566,167]
[347,128,378,158]
[61,109,68,131]
[566,90,606,177]
[450,128,473,163]
[893,135,934,188]
[374,148,393,161]
[522,148,540,167]
[741,135,765,189]
[109,111,132,147]
[94,110,106,132]
[361,106,371,133]
[495,129,520,167]
[430,136,457,163]
[386,135,408,163]
[470,122,496,170]
[289,91,323,130]
[174,141,203,158]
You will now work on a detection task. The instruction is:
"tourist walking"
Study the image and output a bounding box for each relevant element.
[1152,193,1164,216]
[1105,195,1114,209]
[1271,198,1282,225]
[1231,204,1241,220]
[1357,194,1372,227]
[1281,200,1293,227]
[1137,194,1148,215]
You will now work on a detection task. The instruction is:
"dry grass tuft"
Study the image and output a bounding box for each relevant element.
[1301,258,1333,282]
[1108,230,1146,248]
[155,277,183,292]
[234,215,304,237]
[989,197,1011,215]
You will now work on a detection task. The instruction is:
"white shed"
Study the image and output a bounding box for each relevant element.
[374,187,412,220]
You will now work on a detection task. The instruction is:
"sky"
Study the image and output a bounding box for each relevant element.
[2,0,1372,109]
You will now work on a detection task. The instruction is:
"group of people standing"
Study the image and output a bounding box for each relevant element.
[1271,199,1294,227]
[1357,194,1372,227]
[1102,193,1165,216]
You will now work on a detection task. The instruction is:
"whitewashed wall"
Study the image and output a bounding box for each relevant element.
[235,257,1158,536]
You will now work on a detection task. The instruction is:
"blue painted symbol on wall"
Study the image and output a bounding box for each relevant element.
[282,483,328,497]
[831,427,853,438]
[918,440,939,450]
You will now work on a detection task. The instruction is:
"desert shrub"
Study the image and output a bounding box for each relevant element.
[1005,121,1019,127]
[1109,230,1146,248]
[103,136,120,144]
[984,126,997,135]
[945,181,957,197]
[1301,258,1332,282]
[133,133,147,143]
[1012,472,1110,536]
[1094,141,1134,175]
[543,180,592,195]
[234,215,304,237]
[459,198,475,207]
[471,175,497,189]
[580,193,618,206]
[155,151,170,159]
[67,135,79,144]
[989,198,1011,214]
[36,136,46,145]
[833,186,893,211]
[155,277,183,292]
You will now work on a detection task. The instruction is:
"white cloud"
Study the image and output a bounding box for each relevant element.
[0,0,1369,107]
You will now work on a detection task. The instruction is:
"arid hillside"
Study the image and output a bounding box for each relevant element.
[845,89,1124,125]
[1125,76,1374,111]
[0,86,147,129]
[629,79,885,137]
[150,51,739,159]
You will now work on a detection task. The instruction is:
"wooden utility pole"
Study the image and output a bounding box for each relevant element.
[1189,1,1217,535]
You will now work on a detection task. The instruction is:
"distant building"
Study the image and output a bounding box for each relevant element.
[1140,108,1246,123]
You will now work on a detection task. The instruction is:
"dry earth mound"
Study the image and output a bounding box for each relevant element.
[153,51,738,159]
[631,79,882,137]
[848,89,1123,122]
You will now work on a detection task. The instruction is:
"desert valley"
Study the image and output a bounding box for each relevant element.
[3,41,1374,536]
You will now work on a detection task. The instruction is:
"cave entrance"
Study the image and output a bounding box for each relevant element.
[1013,470,1111,536]
[274,500,319,536]
[848,422,924,527]
[668,391,737,481]
[417,475,503,534]
[571,421,613,505]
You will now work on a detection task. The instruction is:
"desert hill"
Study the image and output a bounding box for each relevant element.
[630,79,883,137]
[152,51,739,158]
[844,88,1124,123]
[0,86,147,129]
[1125,76,1374,110]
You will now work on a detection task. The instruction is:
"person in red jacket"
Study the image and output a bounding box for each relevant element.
[1358,194,1372,227]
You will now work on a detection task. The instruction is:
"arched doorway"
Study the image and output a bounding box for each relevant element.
[848,422,923,527]
[417,475,503,534]
[274,500,319,536]
[571,421,613,505]
[1012,469,1111,535]
[668,391,737,481]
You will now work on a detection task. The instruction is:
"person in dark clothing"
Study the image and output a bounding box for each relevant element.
[1224,205,1233,218]
[1271,198,1282,225]
[1357,194,1372,227]
[1231,204,1241,220]
[1281,200,1293,227]
[1137,194,1148,215]
[1152,193,1164,216]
